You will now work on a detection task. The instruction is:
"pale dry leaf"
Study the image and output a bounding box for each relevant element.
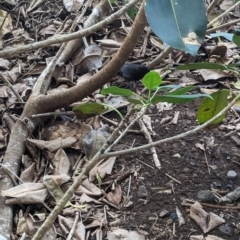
[1,183,48,204]
[207,212,225,232]
[0,58,10,70]
[189,236,205,240]
[58,215,73,235]
[96,39,122,48]
[16,210,29,235]
[47,122,91,150]
[27,137,77,152]
[75,178,102,196]
[63,0,84,13]
[0,10,13,38]
[104,184,122,206]
[76,45,102,73]
[26,215,56,239]
[39,24,56,36]
[85,219,102,229]
[206,235,227,240]
[190,202,208,233]
[53,148,70,175]
[195,143,205,151]
[0,86,8,98]
[79,193,102,205]
[20,162,36,182]
[199,69,229,81]
[104,96,129,112]
[107,228,145,240]
[75,221,85,240]
[89,157,116,182]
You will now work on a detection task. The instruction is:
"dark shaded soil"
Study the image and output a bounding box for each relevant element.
[110,100,240,240]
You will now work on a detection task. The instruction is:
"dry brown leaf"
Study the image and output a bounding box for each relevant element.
[76,45,102,73]
[53,148,70,175]
[75,178,102,196]
[1,183,48,204]
[96,39,122,48]
[20,162,36,182]
[89,157,116,182]
[46,122,91,150]
[79,193,102,205]
[26,214,56,239]
[104,184,122,206]
[63,0,84,13]
[207,212,225,232]
[27,137,77,152]
[190,202,208,233]
[107,228,145,240]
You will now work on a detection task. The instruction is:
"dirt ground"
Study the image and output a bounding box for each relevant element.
[105,99,240,240]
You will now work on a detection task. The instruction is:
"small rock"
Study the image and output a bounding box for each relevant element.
[227,170,237,180]
[159,210,169,218]
[170,212,178,220]
[219,224,233,235]
[137,185,148,198]
[196,190,215,202]
[226,183,233,190]
[211,182,222,189]
[226,155,231,161]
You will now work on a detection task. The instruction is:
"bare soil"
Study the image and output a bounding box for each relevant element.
[105,100,240,240]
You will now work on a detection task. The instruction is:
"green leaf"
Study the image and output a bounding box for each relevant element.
[233,32,240,47]
[73,102,106,115]
[197,90,230,125]
[127,7,138,18]
[127,98,144,105]
[145,0,207,56]
[176,63,227,71]
[156,85,181,91]
[101,86,133,96]
[142,71,162,90]
[151,94,211,104]
[167,86,193,95]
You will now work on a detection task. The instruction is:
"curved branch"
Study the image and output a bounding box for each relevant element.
[32,3,147,239]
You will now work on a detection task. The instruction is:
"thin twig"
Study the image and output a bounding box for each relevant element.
[207,0,222,15]
[138,118,161,169]
[165,173,181,185]
[0,0,140,58]
[147,46,173,70]
[181,201,240,210]
[207,1,240,28]
[67,212,80,240]
[207,19,240,33]
[32,111,75,118]
[0,72,24,103]
[101,93,240,159]
[126,175,132,199]
[0,163,24,186]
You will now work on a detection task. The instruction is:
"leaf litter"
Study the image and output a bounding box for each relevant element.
[1,0,240,239]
